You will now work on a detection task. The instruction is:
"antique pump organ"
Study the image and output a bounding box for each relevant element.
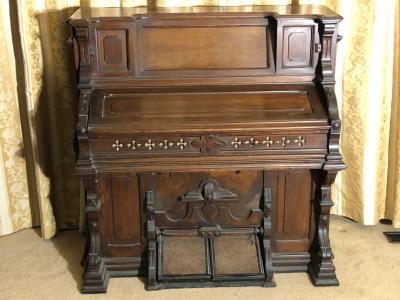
[68,5,345,293]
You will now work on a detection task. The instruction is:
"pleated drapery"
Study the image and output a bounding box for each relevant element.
[0,0,399,238]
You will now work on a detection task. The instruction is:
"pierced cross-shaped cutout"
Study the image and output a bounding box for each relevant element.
[177,139,188,150]
[276,137,291,147]
[262,137,274,147]
[145,139,156,151]
[127,140,141,150]
[244,138,260,147]
[294,136,306,146]
[158,140,174,150]
[112,140,123,151]
[231,137,242,148]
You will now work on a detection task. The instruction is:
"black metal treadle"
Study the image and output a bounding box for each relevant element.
[383,232,400,243]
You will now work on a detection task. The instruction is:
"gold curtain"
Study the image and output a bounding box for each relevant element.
[299,0,400,227]
[0,0,399,239]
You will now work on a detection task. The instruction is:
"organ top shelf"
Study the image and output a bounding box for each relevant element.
[68,5,342,24]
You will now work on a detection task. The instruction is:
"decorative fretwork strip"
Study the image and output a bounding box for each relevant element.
[112,138,190,152]
[111,136,307,152]
[230,136,306,148]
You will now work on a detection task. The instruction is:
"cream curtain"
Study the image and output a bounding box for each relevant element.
[0,0,398,239]
[299,0,399,227]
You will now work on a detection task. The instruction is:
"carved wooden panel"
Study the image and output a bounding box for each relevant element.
[101,91,313,118]
[276,19,320,74]
[97,29,128,73]
[101,173,144,256]
[90,134,326,156]
[280,171,312,238]
[269,170,313,252]
[137,17,274,77]
[139,171,264,228]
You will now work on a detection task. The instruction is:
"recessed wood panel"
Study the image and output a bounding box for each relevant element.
[110,175,139,241]
[267,170,313,253]
[141,26,269,71]
[275,170,311,240]
[283,171,311,238]
[88,85,329,135]
[103,91,312,118]
[102,173,143,256]
[276,19,319,75]
[97,29,128,72]
[283,27,312,68]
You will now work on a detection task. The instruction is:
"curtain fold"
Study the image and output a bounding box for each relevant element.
[386,0,400,227]
[300,0,399,226]
[0,1,33,236]
[0,0,399,239]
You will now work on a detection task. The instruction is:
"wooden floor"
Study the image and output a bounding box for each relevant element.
[0,215,399,300]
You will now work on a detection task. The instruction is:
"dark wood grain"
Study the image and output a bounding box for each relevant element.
[69,5,345,293]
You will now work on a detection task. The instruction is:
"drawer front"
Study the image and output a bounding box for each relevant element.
[90,134,327,156]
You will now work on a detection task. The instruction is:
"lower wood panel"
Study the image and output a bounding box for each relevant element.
[100,172,146,257]
[99,169,315,261]
[266,169,314,253]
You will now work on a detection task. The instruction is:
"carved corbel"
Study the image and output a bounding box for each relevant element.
[81,176,108,293]
[74,27,91,87]
[316,17,345,172]
[316,19,341,84]
[309,170,339,286]
[322,85,345,172]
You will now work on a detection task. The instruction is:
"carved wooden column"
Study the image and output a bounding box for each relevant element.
[310,17,345,286]
[81,176,108,293]
[309,170,339,285]
[74,25,92,170]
